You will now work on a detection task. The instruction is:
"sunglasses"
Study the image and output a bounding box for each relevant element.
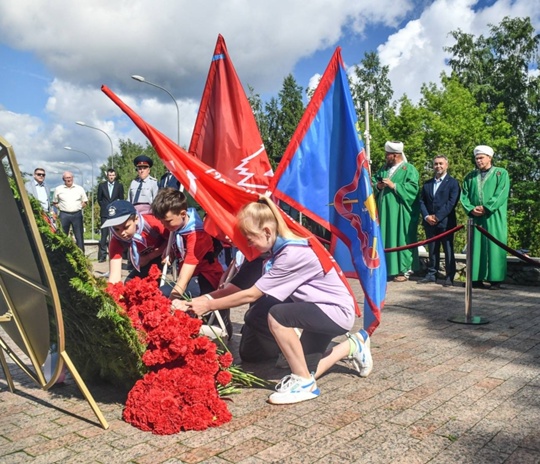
[35,173,46,177]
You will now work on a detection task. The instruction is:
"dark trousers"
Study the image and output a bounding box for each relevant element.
[125,256,163,283]
[425,226,456,281]
[59,210,84,252]
[98,217,110,260]
[240,296,345,372]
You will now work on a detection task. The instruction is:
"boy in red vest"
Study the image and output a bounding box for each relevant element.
[102,200,168,283]
[151,188,231,337]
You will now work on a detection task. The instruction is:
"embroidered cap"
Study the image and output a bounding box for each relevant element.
[384,141,404,153]
[473,145,494,157]
[101,200,137,228]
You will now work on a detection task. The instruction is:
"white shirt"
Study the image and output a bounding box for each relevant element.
[433,173,447,196]
[53,184,88,213]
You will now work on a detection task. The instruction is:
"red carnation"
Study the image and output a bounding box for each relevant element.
[216,370,233,386]
[218,352,233,369]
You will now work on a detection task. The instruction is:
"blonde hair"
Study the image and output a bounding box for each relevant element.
[237,196,304,240]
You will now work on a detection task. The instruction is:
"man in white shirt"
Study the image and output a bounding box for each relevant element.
[52,171,88,252]
[25,167,51,212]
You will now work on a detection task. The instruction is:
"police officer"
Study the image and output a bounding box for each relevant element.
[128,155,159,214]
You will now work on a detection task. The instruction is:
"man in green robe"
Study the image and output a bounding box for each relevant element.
[373,141,420,282]
[461,145,510,289]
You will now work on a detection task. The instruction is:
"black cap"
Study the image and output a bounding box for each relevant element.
[134,155,153,168]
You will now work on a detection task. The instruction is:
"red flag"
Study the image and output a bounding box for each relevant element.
[189,34,273,191]
[101,85,350,287]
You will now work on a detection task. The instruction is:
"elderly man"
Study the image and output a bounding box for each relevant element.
[128,155,159,214]
[373,141,420,282]
[52,171,88,252]
[25,167,51,212]
[419,155,460,286]
[461,145,510,290]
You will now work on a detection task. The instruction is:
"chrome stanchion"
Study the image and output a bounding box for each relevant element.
[448,218,489,325]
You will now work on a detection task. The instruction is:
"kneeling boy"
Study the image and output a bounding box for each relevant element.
[151,188,231,336]
[102,200,168,283]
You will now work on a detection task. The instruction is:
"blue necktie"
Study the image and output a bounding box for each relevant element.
[133,180,143,204]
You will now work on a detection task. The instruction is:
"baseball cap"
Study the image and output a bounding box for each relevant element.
[101,200,137,228]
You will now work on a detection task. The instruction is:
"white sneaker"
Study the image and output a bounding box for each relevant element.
[267,374,320,405]
[346,330,373,377]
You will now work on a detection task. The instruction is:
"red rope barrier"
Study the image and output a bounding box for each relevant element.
[475,225,540,268]
[384,224,464,253]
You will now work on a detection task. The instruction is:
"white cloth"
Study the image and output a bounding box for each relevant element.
[474,145,494,157]
[385,141,404,153]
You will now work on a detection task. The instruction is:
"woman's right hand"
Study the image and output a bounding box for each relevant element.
[171,299,189,312]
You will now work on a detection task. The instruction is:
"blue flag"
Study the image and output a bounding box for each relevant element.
[270,48,386,334]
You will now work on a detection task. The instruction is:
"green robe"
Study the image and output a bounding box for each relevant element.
[461,166,510,282]
[373,162,420,277]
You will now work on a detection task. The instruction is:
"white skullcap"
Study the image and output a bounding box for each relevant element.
[473,145,494,157]
[385,141,404,153]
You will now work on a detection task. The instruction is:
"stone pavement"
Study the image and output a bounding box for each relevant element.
[1,263,540,463]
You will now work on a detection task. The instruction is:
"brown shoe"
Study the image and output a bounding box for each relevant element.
[393,275,408,282]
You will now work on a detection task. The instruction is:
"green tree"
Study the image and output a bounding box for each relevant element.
[263,96,281,167]
[351,51,394,124]
[445,16,540,253]
[267,74,305,163]
[85,139,170,237]
[247,84,269,144]
[380,77,515,250]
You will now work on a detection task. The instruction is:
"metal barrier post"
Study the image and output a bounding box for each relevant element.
[448,218,489,325]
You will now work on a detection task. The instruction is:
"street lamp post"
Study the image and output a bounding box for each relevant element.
[75,121,114,169]
[131,75,180,146]
[64,146,96,241]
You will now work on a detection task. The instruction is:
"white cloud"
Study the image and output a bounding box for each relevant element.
[0,0,539,181]
[378,0,540,102]
[0,0,411,97]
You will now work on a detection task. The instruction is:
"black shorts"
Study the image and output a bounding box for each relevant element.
[269,302,347,338]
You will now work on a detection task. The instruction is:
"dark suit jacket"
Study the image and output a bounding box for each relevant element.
[97,181,125,218]
[419,174,460,230]
[158,172,181,190]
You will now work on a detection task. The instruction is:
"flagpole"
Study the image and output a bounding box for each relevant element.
[364,101,371,175]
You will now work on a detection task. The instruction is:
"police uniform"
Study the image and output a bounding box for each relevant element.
[128,155,159,214]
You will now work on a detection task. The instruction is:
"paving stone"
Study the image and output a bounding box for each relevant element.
[2,274,540,463]
[504,447,540,464]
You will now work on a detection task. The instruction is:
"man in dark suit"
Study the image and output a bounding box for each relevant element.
[158,169,182,190]
[419,155,460,286]
[97,168,124,262]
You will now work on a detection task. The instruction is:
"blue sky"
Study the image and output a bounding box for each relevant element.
[0,0,538,189]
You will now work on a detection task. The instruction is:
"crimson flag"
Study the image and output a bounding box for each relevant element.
[189,34,273,191]
[102,84,358,305]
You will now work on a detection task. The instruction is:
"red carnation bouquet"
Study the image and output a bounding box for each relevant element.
[106,265,263,434]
